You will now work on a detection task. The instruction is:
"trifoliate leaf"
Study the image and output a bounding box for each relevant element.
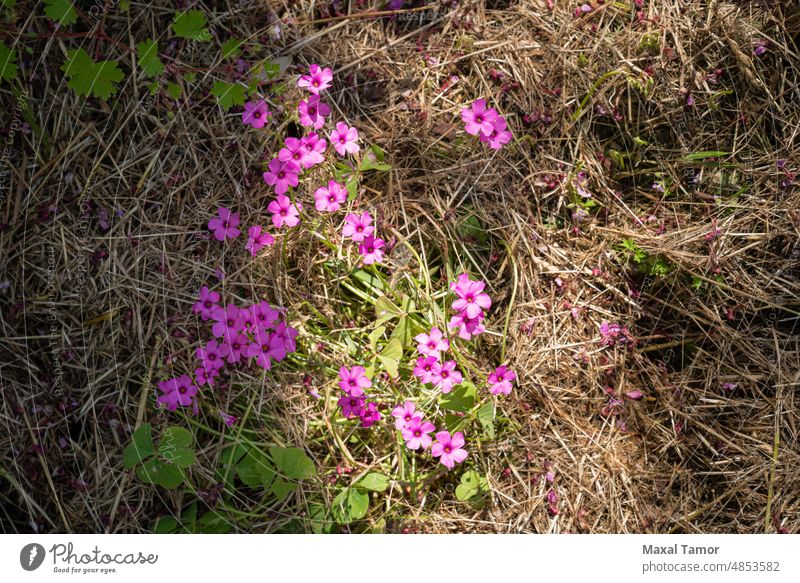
[331,488,369,524]
[211,80,246,110]
[122,423,155,468]
[172,10,211,42]
[44,0,77,26]
[61,48,124,100]
[355,472,389,492]
[0,42,17,83]
[136,39,164,77]
[269,446,316,480]
[377,337,403,379]
[221,38,243,60]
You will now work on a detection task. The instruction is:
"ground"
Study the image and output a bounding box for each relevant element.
[0,0,798,534]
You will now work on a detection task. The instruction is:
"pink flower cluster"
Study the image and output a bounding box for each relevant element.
[342,211,385,265]
[157,287,298,414]
[207,207,275,258]
[391,402,466,469]
[337,366,382,428]
[448,273,490,340]
[460,99,512,150]
[598,320,634,346]
[413,327,462,394]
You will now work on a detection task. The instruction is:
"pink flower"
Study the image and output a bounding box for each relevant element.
[297,64,333,94]
[338,365,372,397]
[157,375,199,411]
[195,339,230,372]
[249,301,280,330]
[358,236,385,265]
[401,417,436,450]
[391,401,422,430]
[342,212,374,242]
[414,327,450,358]
[329,122,360,156]
[461,99,499,137]
[314,180,347,212]
[245,225,275,257]
[245,326,275,369]
[338,394,365,418]
[448,311,486,340]
[359,401,382,428]
[451,274,491,319]
[211,304,244,338]
[430,360,463,394]
[299,133,327,168]
[263,158,300,195]
[269,322,299,360]
[219,411,238,427]
[192,286,220,321]
[478,115,512,149]
[268,194,303,228]
[242,100,270,128]
[487,365,516,395]
[208,207,240,241]
[222,332,249,364]
[413,356,439,384]
[431,431,468,469]
[278,137,309,168]
[194,365,219,387]
[298,95,331,129]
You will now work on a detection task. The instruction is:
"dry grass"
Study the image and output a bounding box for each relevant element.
[1,0,798,533]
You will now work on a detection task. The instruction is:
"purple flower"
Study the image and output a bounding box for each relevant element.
[329,122,360,156]
[401,417,436,450]
[242,100,270,128]
[297,64,333,94]
[263,158,300,195]
[298,95,331,129]
[208,207,241,241]
[431,431,468,469]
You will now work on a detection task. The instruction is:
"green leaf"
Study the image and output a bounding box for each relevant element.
[377,337,403,379]
[375,296,402,324]
[123,424,156,468]
[44,0,77,26]
[359,145,391,172]
[172,10,211,42]
[211,81,246,111]
[389,315,414,348]
[269,446,316,480]
[477,402,495,439]
[345,175,358,199]
[136,458,185,489]
[159,426,193,449]
[61,48,124,100]
[164,448,196,468]
[1,0,17,10]
[355,472,389,492]
[166,82,182,99]
[683,151,729,162]
[331,488,369,524]
[0,42,18,83]
[156,464,186,489]
[270,478,297,500]
[263,61,280,80]
[455,470,488,502]
[152,516,178,534]
[308,504,337,534]
[221,38,243,60]
[136,39,164,77]
[368,326,385,352]
[439,381,476,412]
[236,447,275,488]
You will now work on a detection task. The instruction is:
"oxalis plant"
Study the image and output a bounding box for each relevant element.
[76,23,516,529]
